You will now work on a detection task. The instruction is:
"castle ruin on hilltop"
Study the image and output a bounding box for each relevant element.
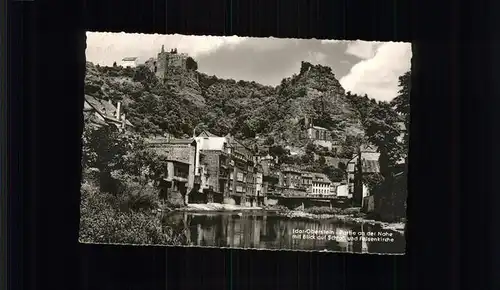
[145,45,189,80]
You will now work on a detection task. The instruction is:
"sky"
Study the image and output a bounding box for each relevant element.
[86,32,412,102]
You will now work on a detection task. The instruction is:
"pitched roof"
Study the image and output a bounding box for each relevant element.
[361,144,378,152]
[146,139,195,164]
[197,130,219,137]
[83,111,107,126]
[122,57,138,61]
[312,172,332,183]
[146,137,195,145]
[101,101,117,116]
[301,171,313,178]
[84,95,134,127]
[168,139,196,145]
[84,95,116,116]
[84,95,105,111]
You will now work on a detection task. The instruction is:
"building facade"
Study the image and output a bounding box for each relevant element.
[193,131,260,206]
[301,172,313,194]
[280,165,304,190]
[121,57,138,68]
[254,164,264,206]
[310,173,334,196]
[196,150,229,203]
[302,116,343,152]
[259,155,280,198]
[226,134,255,206]
[146,138,198,204]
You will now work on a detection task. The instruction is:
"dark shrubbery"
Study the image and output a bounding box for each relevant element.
[79,182,187,245]
[304,206,342,215]
[304,206,362,216]
[79,122,181,244]
[79,182,166,245]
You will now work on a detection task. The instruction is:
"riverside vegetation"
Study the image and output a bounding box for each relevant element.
[80,58,410,244]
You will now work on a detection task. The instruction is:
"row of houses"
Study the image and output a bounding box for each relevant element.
[83,95,386,208]
[142,129,383,207]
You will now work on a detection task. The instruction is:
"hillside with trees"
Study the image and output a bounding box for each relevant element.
[85,60,365,146]
[82,55,411,239]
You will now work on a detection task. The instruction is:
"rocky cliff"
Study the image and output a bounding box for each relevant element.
[84,60,364,150]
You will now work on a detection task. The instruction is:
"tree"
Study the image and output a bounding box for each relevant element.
[322,166,344,182]
[391,71,411,158]
[364,102,404,168]
[81,125,138,173]
[363,102,405,220]
[391,71,411,126]
[186,57,198,71]
[113,61,117,67]
[269,145,290,164]
[121,146,170,186]
[132,65,158,89]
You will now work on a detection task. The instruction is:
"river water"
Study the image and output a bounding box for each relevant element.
[162,211,405,254]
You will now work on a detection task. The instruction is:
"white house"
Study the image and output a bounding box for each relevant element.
[336,184,350,198]
[120,57,138,68]
[310,173,334,196]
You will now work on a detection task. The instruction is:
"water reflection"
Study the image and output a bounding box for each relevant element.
[162,211,405,254]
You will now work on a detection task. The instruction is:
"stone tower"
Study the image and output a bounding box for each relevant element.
[155,45,169,80]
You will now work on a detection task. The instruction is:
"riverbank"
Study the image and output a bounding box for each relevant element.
[278,209,405,234]
[169,202,263,212]
[165,203,405,234]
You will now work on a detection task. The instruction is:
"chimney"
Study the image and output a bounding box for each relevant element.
[116,102,121,120]
[121,113,126,128]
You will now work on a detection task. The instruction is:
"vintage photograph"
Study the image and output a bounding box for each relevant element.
[80,32,411,254]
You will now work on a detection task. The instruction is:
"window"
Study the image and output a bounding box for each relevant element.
[237,172,244,182]
[315,131,319,139]
[230,172,234,179]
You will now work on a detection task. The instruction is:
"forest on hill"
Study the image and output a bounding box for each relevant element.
[87,61,365,142]
[84,58,409,168]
